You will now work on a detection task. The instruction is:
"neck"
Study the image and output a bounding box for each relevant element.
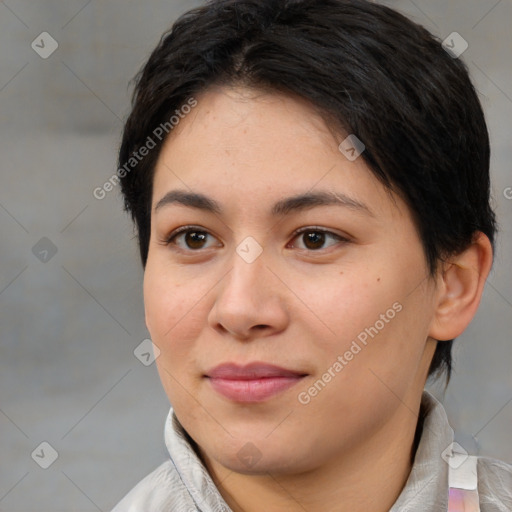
[200,394,425,512]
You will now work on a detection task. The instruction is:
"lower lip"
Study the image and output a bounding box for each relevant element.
[207,376,304,402]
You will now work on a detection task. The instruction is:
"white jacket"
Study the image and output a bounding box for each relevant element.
[111,391,512,511]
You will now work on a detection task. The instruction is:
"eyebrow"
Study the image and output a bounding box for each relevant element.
[154,189,373,217]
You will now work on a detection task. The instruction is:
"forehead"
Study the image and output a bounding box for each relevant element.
[151,86,405,222]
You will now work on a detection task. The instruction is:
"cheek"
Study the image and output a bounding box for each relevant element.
[305,259,431,384]
[298,266,397,352]
[143,263,206,358]
[144,264,209,410]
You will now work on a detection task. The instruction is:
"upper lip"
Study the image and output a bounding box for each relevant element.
[205,362,307,380]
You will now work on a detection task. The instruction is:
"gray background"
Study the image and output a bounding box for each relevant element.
[0,0,510,510]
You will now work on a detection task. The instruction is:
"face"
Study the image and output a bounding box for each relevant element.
[144,85,438,476]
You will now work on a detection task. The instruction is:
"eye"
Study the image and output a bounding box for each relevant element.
[288,227,348,251]
[162,226,348,253]
[164,226,221,251]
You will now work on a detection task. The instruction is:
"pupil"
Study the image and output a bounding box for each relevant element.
[187,231,206,249]
[305,231,324,249]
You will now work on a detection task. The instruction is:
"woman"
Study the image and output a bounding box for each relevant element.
[112,0,511,510]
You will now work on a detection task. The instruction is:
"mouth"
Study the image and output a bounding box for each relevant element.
[204,362,308,403]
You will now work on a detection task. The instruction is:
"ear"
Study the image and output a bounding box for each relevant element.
[429,232,493,341]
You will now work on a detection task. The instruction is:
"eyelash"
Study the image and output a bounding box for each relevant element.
[162,225,350,253]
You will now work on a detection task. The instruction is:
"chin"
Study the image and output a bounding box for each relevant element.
[207,439,313,476]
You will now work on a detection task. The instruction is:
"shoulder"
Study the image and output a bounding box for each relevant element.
[477,455,512,511]
[110,460,196,512]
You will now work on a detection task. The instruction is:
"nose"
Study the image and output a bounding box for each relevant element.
[207,247,289,340]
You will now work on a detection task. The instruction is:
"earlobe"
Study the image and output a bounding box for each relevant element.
[429,232,493,341]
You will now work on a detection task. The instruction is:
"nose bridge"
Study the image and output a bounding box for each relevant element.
[224,238,270,300]
[209,238,288,337]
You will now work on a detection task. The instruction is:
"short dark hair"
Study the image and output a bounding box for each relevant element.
[118,0,497,382]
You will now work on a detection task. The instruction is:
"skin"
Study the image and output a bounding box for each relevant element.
[143,85,493,512]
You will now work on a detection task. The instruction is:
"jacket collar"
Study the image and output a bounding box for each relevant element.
[389,390,452,511]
